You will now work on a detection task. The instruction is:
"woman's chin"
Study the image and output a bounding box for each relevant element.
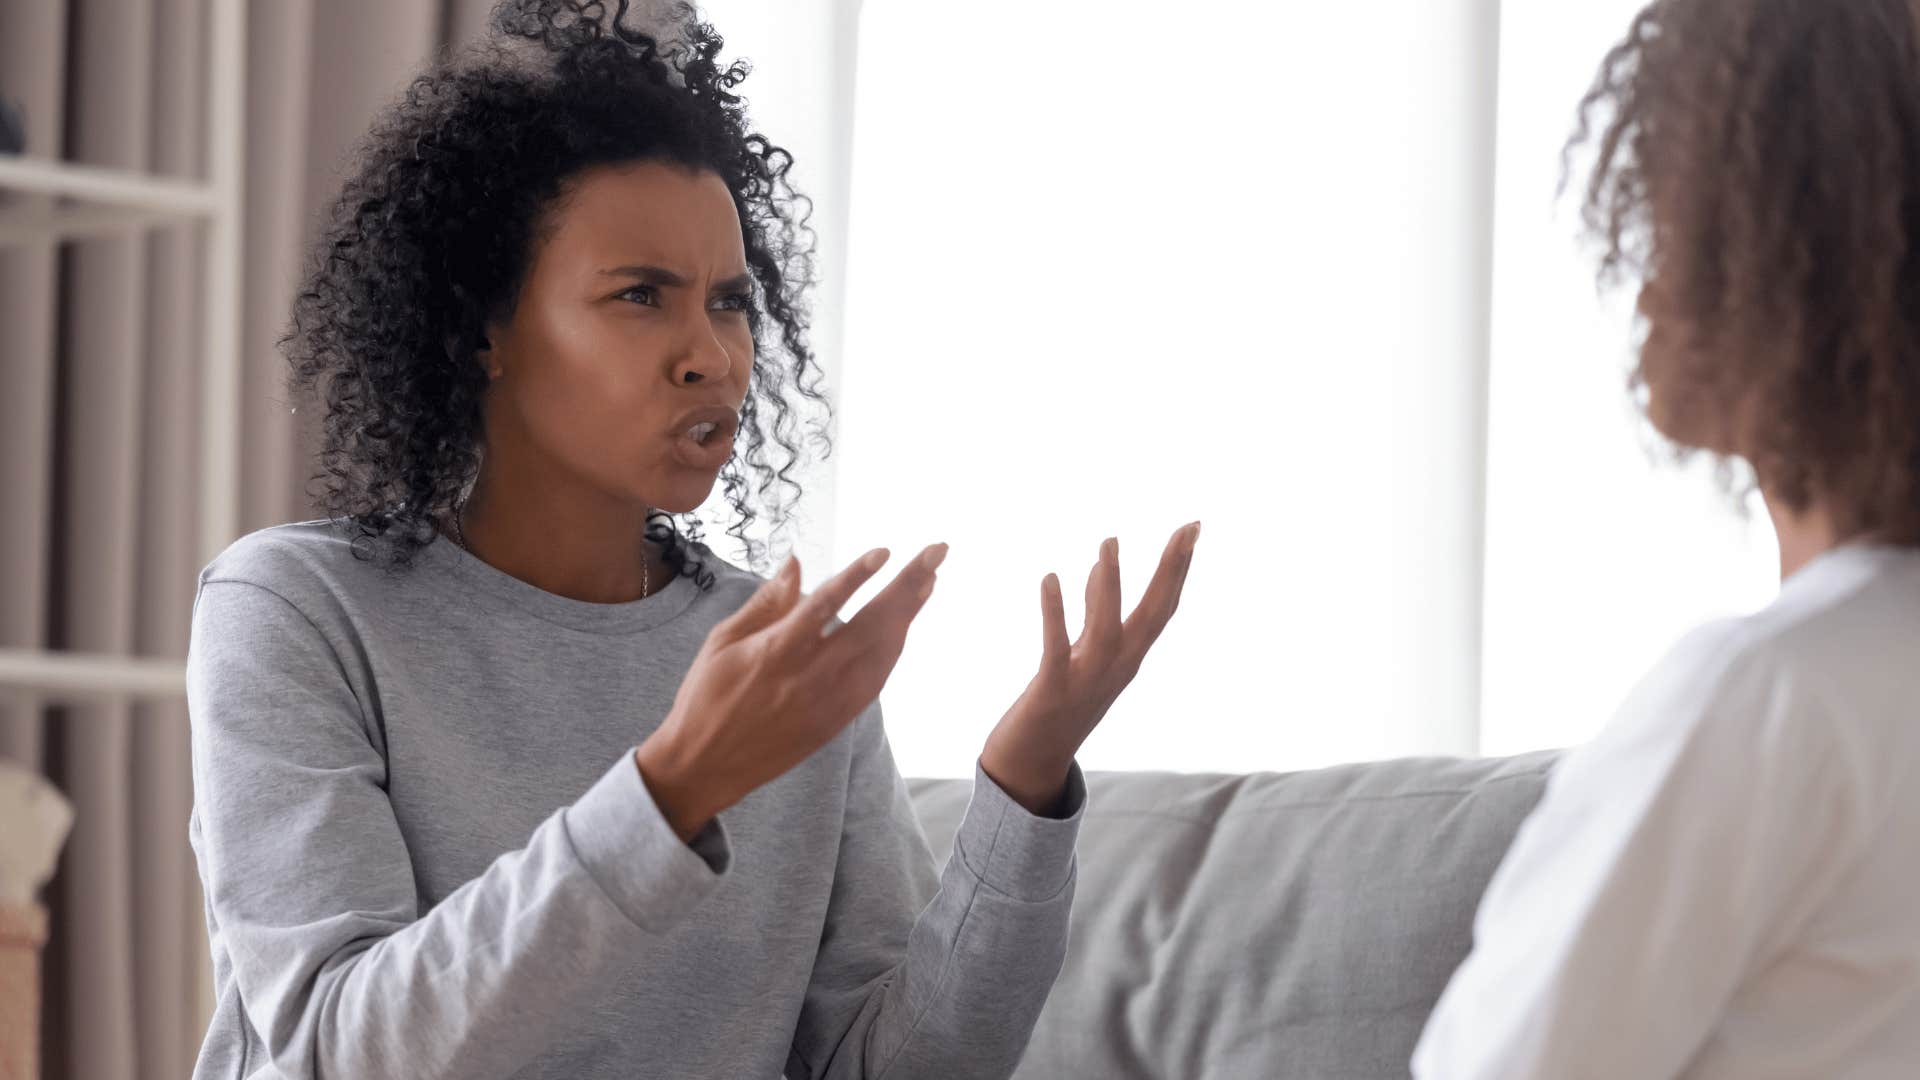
[644,479,719,517]
[636,449,733,516]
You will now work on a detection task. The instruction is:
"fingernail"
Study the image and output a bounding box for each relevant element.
[1185,521,1201,549]
[1102,537,1117,562]
[866,548,889,571]
[921,543,949,571]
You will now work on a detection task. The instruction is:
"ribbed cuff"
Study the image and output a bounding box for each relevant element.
[563,750,732,934]
[954,758,1087,902]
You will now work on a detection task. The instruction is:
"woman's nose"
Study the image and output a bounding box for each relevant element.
[674,317,736,385]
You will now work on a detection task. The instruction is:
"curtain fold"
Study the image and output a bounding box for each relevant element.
[131,0,208,1072]
[0,3,497,1075]
[48,5,161,1080]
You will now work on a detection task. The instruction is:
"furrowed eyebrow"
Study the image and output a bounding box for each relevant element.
[599,265,754,295]
[599,265,687,287]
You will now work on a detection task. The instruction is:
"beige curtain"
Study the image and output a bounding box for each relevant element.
[0,2,498,1075]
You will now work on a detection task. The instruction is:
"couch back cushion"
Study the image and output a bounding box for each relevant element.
[907,750,1559,1079]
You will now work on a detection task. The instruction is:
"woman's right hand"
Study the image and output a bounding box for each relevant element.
[635,542,949,842]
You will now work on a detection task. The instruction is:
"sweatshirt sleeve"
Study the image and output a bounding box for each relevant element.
[186,578,731,1079]
[783,701,1086,1080]
[1410,626,1876,1080]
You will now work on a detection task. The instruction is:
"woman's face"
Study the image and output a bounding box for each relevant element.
[477,160,755,515]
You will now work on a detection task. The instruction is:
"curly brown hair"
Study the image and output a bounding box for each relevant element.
[284,0,830,582]
[1569,0,1920,543]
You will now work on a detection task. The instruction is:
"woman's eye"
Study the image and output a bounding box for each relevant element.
[619,285,659,307]
[713,292,753,314]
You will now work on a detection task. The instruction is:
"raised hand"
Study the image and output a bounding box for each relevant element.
[637,541,948,841]
[980,521,1201,815]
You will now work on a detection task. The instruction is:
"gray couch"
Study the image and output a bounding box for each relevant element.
[907,750,1561,1079]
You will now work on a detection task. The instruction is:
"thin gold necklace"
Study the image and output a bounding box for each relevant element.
[452,501,651,599]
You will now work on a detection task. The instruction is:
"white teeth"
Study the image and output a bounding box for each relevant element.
[687,421,717,442]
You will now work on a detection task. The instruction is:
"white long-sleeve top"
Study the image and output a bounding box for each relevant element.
[1413,541,1920,1080]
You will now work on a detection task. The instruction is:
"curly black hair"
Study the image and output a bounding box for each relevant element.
[284,0,833,587]
[1564,0,1920,543]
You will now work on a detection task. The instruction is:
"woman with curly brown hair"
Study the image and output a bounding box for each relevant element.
[182,2,1200,1077]
[1415,1,1920,1076]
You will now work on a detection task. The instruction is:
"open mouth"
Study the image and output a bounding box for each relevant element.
[671,406,739,468]
[673,418,735,469]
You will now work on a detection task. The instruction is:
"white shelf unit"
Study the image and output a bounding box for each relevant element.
[0,0,245,707]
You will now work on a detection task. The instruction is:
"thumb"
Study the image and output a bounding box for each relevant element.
[718,554,801,643]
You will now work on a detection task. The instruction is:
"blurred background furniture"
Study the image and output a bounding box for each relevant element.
[0,761,74,1080]
[908,750,1560,1079]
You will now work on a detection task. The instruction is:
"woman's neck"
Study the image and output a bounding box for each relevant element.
[1764,491,1843,581]
[453,476,668,604]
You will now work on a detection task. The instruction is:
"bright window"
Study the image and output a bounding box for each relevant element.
[706,0,1784,778]
[830,0,1500,777]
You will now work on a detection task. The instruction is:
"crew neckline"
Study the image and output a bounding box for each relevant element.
[1780,538,1920,599]
[423,527,707,634]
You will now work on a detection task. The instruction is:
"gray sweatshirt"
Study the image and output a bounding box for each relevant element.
[185,519,1085,1079]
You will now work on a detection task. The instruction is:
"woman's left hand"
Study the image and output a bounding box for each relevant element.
[980,521,1201,815]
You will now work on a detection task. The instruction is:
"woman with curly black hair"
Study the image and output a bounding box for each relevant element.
[182,2,1202,1077]
[1414,1,1920,1076]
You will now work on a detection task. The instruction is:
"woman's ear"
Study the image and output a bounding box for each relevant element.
[446,329,500,378]
[474,326,502,379]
